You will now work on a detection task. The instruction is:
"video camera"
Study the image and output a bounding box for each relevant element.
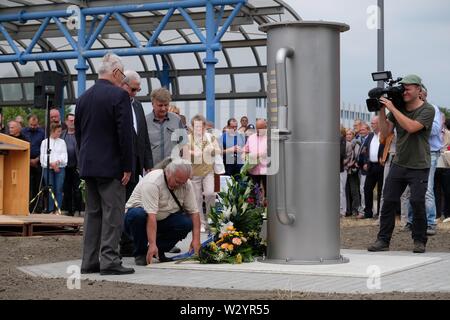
[366,71,405,112]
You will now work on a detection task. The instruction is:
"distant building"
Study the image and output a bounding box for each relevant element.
[340,103,372,129]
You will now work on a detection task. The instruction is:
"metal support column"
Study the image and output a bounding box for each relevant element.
[377,0,384,89]
[75,11,88,96]
[204,1,218,124]
[160,56,171,89]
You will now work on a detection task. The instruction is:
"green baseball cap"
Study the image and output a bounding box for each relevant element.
[399,74,423,86]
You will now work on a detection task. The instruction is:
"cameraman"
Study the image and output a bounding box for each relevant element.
[368,75,435,253]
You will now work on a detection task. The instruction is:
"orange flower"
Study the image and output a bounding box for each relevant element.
[232,238,242,246]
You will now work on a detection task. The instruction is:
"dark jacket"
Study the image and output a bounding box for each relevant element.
[75,79,133,180]
[22,127,45,159]
[358,132,384,170]
[131,99,153,182]
[340,136,346,173]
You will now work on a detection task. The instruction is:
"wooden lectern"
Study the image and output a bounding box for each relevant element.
[0,133,30,216]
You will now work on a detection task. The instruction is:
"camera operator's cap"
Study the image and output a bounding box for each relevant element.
[399,74,423,86]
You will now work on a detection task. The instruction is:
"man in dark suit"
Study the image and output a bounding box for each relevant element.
[121,70,153,198]
[75,53,135,276]
[119,70,154,256]
[357,116,385,219]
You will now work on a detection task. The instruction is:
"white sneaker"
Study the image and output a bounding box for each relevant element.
[443,217,450,223]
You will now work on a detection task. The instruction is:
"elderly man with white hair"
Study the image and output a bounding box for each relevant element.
[120,70,153,199]
[123,159,201,265]
[76,53,134,275]
[118,70,154,257]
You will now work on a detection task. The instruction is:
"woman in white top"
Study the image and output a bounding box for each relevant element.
[40,123,68,214]
[182,114,221,232]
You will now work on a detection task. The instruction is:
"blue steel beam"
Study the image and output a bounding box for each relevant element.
[160,57,171,89]
[76,11,88,96]
[146,7,175,47]
[0,0,243,22]
[0,0,247,112]
[84,13,111,50]
[86,15,99,44]
[215,5,226,33]
[213,2,244,43]
[52,17,78,51]
[0,23,20,55]
[24,17,51,55]
[178,7,206,44]
[0,43,223,63]
[204,0,218,123]
[113,12,142,48]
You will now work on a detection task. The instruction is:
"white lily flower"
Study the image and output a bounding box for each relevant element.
[223,207,232,220]
[244,186,251,197]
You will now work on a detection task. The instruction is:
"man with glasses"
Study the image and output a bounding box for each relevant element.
[119,70,154,257]
[121,70,153,199]
[75,53,134,275]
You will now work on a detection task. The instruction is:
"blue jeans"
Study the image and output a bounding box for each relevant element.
[408,152,438,226]
[43,167,65,212]
[123,207,193,257]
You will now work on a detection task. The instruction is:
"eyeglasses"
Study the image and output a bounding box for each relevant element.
[115,68,126,81]
[126,83,141,93]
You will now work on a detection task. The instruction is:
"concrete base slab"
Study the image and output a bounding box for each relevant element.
[15,233,450,294]
[17,249,448,295]
[148,253,441,278]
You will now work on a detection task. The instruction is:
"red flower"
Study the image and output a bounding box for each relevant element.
[247,197,255,204]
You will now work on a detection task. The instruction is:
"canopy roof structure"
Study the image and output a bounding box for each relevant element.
[0,0,300,121]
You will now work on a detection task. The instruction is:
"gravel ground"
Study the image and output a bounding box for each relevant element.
[1,218,450,300]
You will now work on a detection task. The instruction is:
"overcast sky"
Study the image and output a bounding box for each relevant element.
[284,0,450,108]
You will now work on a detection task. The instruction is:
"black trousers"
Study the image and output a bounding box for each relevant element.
[121,159,141,256]
[62,167,83,215]
[435,168,450,219]
[346,171,360,215]
[364,162,384,218]
[378,164,429,244]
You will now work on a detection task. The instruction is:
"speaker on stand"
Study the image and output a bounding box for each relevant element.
[31,71,65,214]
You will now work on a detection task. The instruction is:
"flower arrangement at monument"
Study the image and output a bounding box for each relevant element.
[197,163,266,264]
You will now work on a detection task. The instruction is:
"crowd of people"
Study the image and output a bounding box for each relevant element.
[3,111,82,215]
[0,53,268,273]
[340,75,450,254]
[2,54,448,270]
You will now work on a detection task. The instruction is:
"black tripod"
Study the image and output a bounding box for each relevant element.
[30,94,60,215]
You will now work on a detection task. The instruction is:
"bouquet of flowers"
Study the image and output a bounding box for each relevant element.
[197,163,266,264]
